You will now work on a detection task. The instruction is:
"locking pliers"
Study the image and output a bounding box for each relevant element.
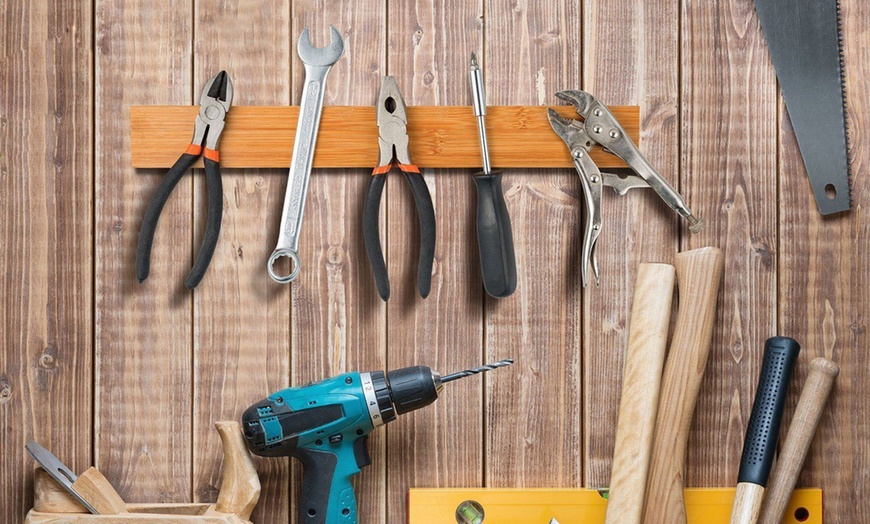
[547,90,703,287]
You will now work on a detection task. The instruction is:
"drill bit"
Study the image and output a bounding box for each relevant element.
[441,359,514,383]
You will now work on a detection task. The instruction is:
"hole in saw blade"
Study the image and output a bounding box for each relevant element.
[825,184,837,200]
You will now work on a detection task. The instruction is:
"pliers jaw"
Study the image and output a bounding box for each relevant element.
[376,75,412,168]
[192,70,234,151]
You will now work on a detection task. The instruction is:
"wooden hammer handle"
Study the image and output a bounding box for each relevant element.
[643,247,724,524]
[605,263,676,524]
[758,357,839,524]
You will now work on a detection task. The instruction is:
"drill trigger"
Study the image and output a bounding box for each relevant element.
[353,435,372,468]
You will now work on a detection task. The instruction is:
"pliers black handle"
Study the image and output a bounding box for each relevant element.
[136,145,223,289]
[363,163,436,301]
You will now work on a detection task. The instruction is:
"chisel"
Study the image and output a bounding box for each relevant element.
[468,52,517,298]
[758,357,839,524]
[605,263,675,524]
[729,337,801,524]
[643,247,724,523]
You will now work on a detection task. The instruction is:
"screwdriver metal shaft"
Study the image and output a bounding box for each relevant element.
[441,359,515,383]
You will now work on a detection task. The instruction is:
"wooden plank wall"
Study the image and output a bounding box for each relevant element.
[1,1,868,523]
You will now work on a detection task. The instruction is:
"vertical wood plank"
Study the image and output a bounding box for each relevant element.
[0,1,92,520]
[94,0,193,501]
[384,2,484,522]
[681,0,778,487]
[778,0,870,521]
[581,0,680,487]
[192,2,291,523]
[484,1,583,487]
[289,2,387,523]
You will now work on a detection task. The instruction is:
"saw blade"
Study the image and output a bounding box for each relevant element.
[754,0,851,215]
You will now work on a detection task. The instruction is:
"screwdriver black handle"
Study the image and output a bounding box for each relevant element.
[473,171,517,298]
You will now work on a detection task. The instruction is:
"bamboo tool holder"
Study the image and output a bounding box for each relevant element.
[130,105,639,169]
[25,421,260,524]
[605,263,675,524]
[409,488,823,523]
[644,247,725,524]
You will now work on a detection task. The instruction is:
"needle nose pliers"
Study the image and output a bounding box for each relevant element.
[363,76,436,301]
[136,70,233,289]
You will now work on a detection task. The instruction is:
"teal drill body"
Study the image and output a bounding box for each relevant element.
[242,360,513,524]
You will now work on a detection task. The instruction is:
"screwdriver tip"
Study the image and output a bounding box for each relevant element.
[470,51,479,67]
[687,215,705,234]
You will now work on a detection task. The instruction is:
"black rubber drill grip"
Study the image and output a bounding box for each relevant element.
[737,336,801,487]
[473,171,517,298]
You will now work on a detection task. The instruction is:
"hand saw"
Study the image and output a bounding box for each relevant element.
[753,0,851,215]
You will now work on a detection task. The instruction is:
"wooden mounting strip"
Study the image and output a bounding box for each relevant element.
[130,105,639,170]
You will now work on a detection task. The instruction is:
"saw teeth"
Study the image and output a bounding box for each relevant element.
[836,0,854,205]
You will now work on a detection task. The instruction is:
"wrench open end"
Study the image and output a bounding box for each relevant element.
[268,249,300,284]
[297,25,345,67]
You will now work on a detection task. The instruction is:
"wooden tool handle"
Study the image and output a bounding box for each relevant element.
[214,421,261,520]
[643,247,725,524]
[605,263,676,524]
[730,483,765,524]
[758,358,839,524]
[70,467,128,514]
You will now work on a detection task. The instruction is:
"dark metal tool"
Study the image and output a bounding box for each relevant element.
[363,76,436,301]
[547,91,702,287]
[136,70,233,289]
[754,0,851,215]
[468,53,517,299]
[26,441,99,514]
[729,336,800,524]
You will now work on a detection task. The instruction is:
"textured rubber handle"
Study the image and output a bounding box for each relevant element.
[473,172,517,298]
[362,174,390,300]
[737,336,801,486]
[292,447,358,524]
[185,156,223,289]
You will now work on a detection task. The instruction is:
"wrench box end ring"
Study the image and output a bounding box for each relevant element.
[268,249,300,283]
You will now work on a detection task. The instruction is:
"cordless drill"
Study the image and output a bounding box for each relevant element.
[241,359,514,524]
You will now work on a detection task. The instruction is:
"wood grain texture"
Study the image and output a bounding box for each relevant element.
[582,0,681,489]
[680,0,778,495]
[129,105,639,169]
[729,482,764,524]
[484,0,583,488]
[644,247,725,524]
[0,0,93,521]
[94,0,193,503]
[213,422,260,520]
[71,468,129,514]
[33,469,88,513]
[289,4,387,524]
[777,1,869,522]
[384,2,485,522]
[191,3,290,523]
[605,263,675,524]
[759,358,839,524]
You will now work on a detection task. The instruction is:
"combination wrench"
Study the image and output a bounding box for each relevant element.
[268,26,345,283]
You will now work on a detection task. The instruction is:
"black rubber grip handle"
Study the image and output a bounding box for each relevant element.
[185,156,223,289]
[291,447,338,524]
[403,171,436,299]
[362,172,436,301]
[737,336,801,487]
[136,153,199,284]
[473,172,517,298]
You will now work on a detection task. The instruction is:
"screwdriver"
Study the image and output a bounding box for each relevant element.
[469,52,517,299]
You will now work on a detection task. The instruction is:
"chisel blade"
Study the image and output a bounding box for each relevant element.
[25,441,99,514]
[754,0,851,215]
